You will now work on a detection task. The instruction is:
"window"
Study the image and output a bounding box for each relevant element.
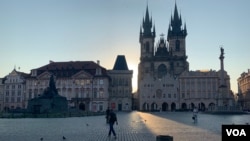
[145,42,150,52]
[175,40,180,51]
[125,79,128,86]
[12,90,15,96]
[11,97,15,102]
[18,91,21,96]
[156,89,162,98]
[6,91,9,96]
[182,93,185,98]
[157,64,167,79]
[17,97,21,102]
[168,94,171,98]
[100,79,103,85]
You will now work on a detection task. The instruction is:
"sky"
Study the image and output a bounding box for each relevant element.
[0,0,250,94]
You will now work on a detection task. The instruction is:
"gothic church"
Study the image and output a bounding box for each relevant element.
[137,3,234,111]
[138,3,188,111]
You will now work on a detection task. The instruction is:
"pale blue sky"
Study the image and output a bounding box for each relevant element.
[0,0,250,93]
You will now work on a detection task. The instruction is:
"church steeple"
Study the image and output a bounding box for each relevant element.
[140,5,155,41]
[167,2,187,40]
[139,4,156,61]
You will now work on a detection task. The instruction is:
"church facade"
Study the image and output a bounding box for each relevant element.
[137,4,235,111]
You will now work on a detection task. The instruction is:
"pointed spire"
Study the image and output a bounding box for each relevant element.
[168,2,187,40]
[145,4,150,24]
[184,22,187,35]
[140,4,155,38]
[173,2,179,22]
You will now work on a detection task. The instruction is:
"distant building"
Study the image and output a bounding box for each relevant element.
[0,58,134,112]
[237,69,250,110]
[107,55,133,111]
[179,69,233,111]
[2,69,29,112]
[26,61,110,112]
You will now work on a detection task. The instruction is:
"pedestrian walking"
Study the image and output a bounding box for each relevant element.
[192,107,198,123]
[106,107,110,123]
[108,109,118,139]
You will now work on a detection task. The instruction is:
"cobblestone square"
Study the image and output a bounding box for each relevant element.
[2,111,240,141]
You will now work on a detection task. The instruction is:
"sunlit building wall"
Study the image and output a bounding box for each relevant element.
[179,70,233,111]
[237,69,250,110]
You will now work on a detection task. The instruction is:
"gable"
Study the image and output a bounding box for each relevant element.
[72,70,92,79]
[37,71,51,79]
[9,69,19,76]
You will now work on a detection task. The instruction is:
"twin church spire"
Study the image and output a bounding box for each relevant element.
[140,3,187,41]
[138,2,189,80]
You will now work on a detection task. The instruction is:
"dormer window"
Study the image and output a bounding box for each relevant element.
[31,69,37,77]
[95,68,102,75]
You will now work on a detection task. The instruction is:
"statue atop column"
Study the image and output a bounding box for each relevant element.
[220,47,224,59]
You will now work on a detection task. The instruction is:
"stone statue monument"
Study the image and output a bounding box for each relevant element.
[27,75,68,114]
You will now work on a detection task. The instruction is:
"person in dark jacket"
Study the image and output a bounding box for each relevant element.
[106,107,110,123]
[108,109,118,139]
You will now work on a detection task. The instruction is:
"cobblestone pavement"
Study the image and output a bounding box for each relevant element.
[0,111,156,141]
[71,111,156,141]
[138,112,221,141]
[0,111,225,141]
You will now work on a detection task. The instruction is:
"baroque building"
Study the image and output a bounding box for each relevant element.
[237,69,250,110]
[107,55,133,111]
[0,58,133,112]
[179,69,233,111]
[26,61,110,112]
[1,69,28,112]
[137,4,234,111]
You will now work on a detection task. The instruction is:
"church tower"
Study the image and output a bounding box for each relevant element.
[167,3,188,75]
[139,5,156,61]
